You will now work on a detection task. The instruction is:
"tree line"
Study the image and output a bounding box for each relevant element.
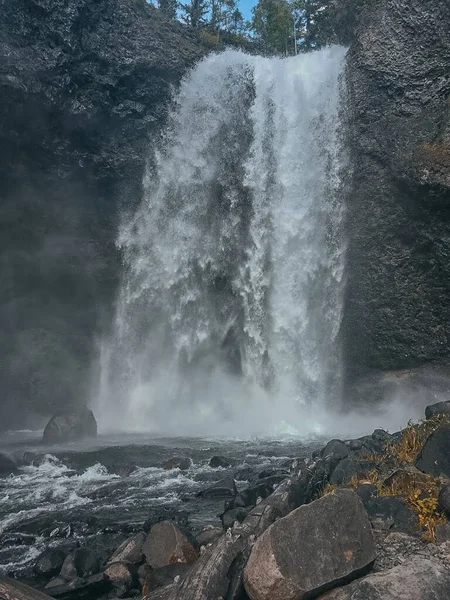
[152,0,336,54]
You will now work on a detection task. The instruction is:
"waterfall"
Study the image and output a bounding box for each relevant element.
[98,47,348,436]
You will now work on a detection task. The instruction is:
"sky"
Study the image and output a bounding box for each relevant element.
[239,0,256,20]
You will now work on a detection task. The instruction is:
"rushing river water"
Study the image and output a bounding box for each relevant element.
[0,431,322,578]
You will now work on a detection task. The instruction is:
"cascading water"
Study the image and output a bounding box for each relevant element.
[98,47,348,436]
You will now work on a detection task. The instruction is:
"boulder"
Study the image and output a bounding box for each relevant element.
[257,469,289,480]
[320,440,350,460]
[319,557,450,600]
[364,496,419,534]
[195,527,223,547]
[221,507,251,530]
[435,522,450,545]
[104,561,136,598]
[355,483,378,504]
[42,406,97,444]
[138,563,153,587]
[236,461,313,537]
[162,457,192,471]
[330,457,377,486]
[243,489,375,600]
[60,548,100,580]
[107,531,146,565]
[35,548,66,578]
[0,452,17,477]
[234,467,256,482]
[438,484,450,513]
[44,573,107,599]
[142,564,191,595]
[416,424,450,477]
[425,401,450,420]
[209,456,236,468]
[143,521,199,568]
[197,477,237,498]
[230,476,286,510]
[0,574,55,599]
[143,509,189,532]
[175,532,249,600]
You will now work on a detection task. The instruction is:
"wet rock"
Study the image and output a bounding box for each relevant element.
[416,424,450,477]
[209,456,236,468]
[42,406,97,444]
[107,531,146,565]
[104,561,136,598]
[0,575,55,599]
[138,563,153,587]
[355,483,378,504]
[230,476,285,510]
[364,496,419,534]
[329,457,377,486]
[143,583,177,599]
[425,401,450,420]
[319,557,450,600]
[0,452,17,477]
[257,468,289,479]
[60,548,100,580]
[45,573,107,599]
[143,521,199,568]
[162,457,192,471]
[195,527,223,547]
[221,507,251,530]
[244,489,375,600]
[35,548,66,578]
[234,467,255,482]
[320,439,350,460]
[176,532,249,600]
[142,564,191,595]
[236,461,314,537]
[438,484,450,513]
[197,477,237,498]
[346,439,363,452]
[435,522,450,545]
[143,509,189,532]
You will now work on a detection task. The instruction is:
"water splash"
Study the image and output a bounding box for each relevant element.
[98,47,348,436]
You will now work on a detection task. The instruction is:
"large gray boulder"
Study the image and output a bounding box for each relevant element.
[244,489,375,600]
[42,406,97,444]
[320,557,450,599]
[107,532,146,565]
[416,424,450,477]
[143,521,199,568]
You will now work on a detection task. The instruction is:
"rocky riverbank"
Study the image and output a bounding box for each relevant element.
[2,402,450,599]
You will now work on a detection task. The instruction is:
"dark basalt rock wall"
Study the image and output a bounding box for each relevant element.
[341,0,450,392]
[0,0,206,428]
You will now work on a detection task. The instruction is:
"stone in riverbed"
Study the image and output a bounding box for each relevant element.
[107,531,146,565]
[209,455,236,468]
[438,484,450,513]
[0,452,17,477]
[104,561,136,598]
[416,424,450,477]
[42,406,97,444]
[35,548,66,578]
[162,457,192,470]
[45,573,107,599]
[143,521,199,568]
[60,547,100,580]
[197,476,237,498]
[243,489,375,600]
[319,557,450,600]
[320,439,350,460]
[435,522,450,545]
[221,507,251,530]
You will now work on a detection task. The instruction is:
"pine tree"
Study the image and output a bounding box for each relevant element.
[158,0,178,19]
[294,0,335,51]
[180,0,209,27]
[251,0,294,55]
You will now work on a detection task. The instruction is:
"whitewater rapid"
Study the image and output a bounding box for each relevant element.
[98,47,348,436]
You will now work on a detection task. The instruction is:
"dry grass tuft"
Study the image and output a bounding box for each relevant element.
[386,414,450,464]
[318,483,337,497]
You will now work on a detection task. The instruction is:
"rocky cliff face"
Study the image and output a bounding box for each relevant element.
[341,0,450,398]
[0,0,206,428]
